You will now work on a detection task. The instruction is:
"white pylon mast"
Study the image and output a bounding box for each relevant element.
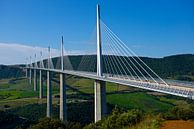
[96,4,102,77]
[30,56,32,67]
[26,57,28,68]
[40,51,43,68]
[34,54,37,68]
[61,36,64,71]
[48,46,51,69]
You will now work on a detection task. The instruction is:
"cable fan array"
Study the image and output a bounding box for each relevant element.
[76,26,97,73]
[100,20,168,86]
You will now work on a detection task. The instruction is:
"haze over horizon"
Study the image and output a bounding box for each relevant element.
[0,0,194,65]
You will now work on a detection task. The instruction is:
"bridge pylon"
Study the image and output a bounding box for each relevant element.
[34,54,37,91]
[34,69,37,91]
[59,36,67,121]
[39,52,43,99]
[94,4,106,122]
[25,58,28,78]
[47,47,52,117]
[29,56,32,85]
[39,70,43,99]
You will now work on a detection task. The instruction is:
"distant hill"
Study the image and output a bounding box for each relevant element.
[1,54,194,81]
[38,54,194,81]
[0,65,25,79]
[141,54,194,80]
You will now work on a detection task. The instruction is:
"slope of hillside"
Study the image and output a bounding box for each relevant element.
[0,65,25,79]
[1,54,194,81]
[142,54,194,80]
[55,54,194,81]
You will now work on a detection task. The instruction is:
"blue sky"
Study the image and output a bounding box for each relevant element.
[0,0,194,64]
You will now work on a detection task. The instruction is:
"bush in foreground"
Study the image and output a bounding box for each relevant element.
[0,110,30,129]
[164,101,194,120]
[28,117,81,129]
[130,114,163,129]
[83,109,143,129]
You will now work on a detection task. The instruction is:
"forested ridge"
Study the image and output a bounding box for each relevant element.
[0,65,25,79]
[1,54,194,81]
[140,54,194,80]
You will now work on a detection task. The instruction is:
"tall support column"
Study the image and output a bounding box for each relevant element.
[29,69,32,85]
[34,54,37,91]
[47,47,52,118]
[29,56,32,85]
[25,58,28,78]
[60,36,67,121]
[94,80,106,122]
[94,4,106,123]
[39,52,43,99]
[26,68,28,78]
[39,70,43,99]
[60,73,67,121]
[34,69,37,91]
[47,71,52,117]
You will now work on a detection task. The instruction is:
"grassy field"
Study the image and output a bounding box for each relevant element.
[67,77,183,113]
[0,76,181,112]
[0,78,35,102]
[0,79,10,89]
[0,77,61,102]
[107,92,173,112]
[66,76,132,94]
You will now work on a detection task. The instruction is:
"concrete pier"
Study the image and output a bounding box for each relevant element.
[39,70,43,99]
[47,71,52,117]
[34,69,37,91]
[29,69,32,85]
[26,68,28,78]
[94,80,106,122]
[59,73,67,121]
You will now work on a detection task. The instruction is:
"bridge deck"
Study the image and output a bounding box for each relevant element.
[27,67,194,99]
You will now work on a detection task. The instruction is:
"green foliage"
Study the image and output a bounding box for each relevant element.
[9,103,47,122]
[0,78,38,102]
[0,65,24,79]
[1,54,194,81]
[8,101,95,126]
[83,109,143,129]
[4,54,192,81]
[28,117,81,129]
[28,54,194,81]
[0,110,31,129]
[66,77,130,95]
[130,114,163,129]
[164,101,194,120]
[107,92,172,112]
[0,110,18,125]
[143,54,194,80]
[0,77,60,102]
[174,75,193,81]
[0,90,37,101]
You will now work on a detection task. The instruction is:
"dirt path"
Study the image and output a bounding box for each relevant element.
[161,120,194,129]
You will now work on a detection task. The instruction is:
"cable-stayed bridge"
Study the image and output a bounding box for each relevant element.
[25,4,194,123]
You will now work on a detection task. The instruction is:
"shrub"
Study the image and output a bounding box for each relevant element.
[28,117,81,129]
[83,123,96,129]
[0,110,31,129]
[164,102,194,120]
[83,109,143,129]
[0,110,17,124]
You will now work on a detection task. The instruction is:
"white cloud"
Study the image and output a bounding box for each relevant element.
[0,43,88,65]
